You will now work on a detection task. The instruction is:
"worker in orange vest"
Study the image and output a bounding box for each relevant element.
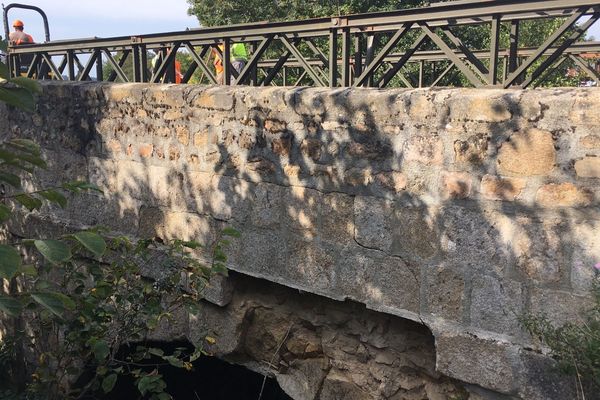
[9,20,34,45]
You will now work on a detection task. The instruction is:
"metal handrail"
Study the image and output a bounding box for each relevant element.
[6,0,600,88]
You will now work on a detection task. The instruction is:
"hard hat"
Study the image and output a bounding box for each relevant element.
[12,20,24,28]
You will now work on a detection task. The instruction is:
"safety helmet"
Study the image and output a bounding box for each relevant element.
[12,20,24,28]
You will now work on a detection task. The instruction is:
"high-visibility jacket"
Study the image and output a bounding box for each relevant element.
[231,43,248,62]
[213,43,248,73]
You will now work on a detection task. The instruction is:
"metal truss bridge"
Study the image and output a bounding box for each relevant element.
[4,0,600,88]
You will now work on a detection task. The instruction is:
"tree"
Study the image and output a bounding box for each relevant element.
[186,0,426,27]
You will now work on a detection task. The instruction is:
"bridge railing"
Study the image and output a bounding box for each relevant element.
[7,0,600,88]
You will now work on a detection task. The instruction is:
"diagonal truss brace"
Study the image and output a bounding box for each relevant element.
[419,22,484,87]
[280,35,326,87]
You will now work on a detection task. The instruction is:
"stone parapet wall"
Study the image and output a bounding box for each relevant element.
[3,82,600,398]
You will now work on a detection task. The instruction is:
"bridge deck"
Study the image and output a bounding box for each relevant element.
[6,0,600,88]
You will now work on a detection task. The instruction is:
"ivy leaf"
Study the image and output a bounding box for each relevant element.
[31,292,75,318]
[102,373,118,393]
[148,348,164,357]
[11,77,42,94]
[0,203,12,222]
[34,240,72,264]
[0,244,21,279]
[91,339,110,362]
[7,139,41,156]
[221,227,240,238]
[38,190,67,208]
[0,172,21,188]
[15,152,47,168]
[72,231,106,258]
[62,181,102,193]
[162,355,183,368]
[0,86,34,111]
[14,194,42,211]
[0,296,22,317]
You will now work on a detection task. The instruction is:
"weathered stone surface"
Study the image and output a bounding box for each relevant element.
[535,182,592,208]
[470,276,523,334]
[575,156,600,178]
[403,135,444,166]
[426,264,465,320]
[450,92,513,122]
[436,333,516,394]
[580,134,600,149]
[6,83,600,400]
[480,175,526,201]
[497,129,556,176]
[441,171,472,199]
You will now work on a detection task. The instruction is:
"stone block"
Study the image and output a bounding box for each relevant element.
[516,350,577,400]
[138,143,154,158]
[480,175,526,201]
[202,274,235,307]
[425,263,465,321]
[497,129,556,176]
[449,92,512,122]
[276,358,329,400]
[470,276,523,334]
[146,86,185,107]
[535,182,592,208]
[580,134,600,149]
[300,138,322,161]
[440,171,472,200]
[403,135,444,166]
[138,206,213,243]
[530,288,595,326]
[321,192,354,242]
[390,207,439,261]
[192,88,234,111]
[283,186,322,233]
[575,157,600,178]
[319,370,369,400]
[354,196,393,252]
[513,219,566,284]
[374,171,407,193]
[453,133,489,167]
[436,333,516,394]
[250,182,283,228]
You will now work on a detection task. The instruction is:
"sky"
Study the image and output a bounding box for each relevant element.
[4,0,199,42]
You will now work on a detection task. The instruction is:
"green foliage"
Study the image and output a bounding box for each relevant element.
[521,281,600,395]
[0,56,237,399]
[187,0,426,27]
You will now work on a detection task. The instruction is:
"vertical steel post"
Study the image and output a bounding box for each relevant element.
[67,50,75,80]
[341,27,351,87]
[223,37,231,85]
[133,45,141,82]
[140,44,148,82]
[365,33,376,87]
[489,15,501,85]
[95,51,103,81]
[419,60,424,87]
[509,20,520,82]
[329,28,338,87]
[250,41,258,86]
[354,33,364,84]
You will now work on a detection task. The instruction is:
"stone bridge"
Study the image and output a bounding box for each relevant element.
[4,82,600,400]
